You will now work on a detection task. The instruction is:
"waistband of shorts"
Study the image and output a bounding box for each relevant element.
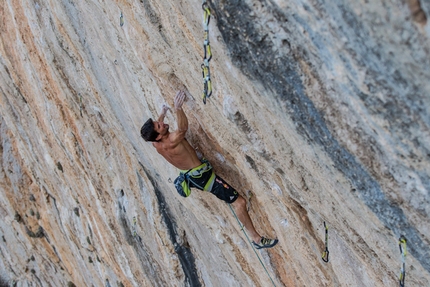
[180,159,212,176]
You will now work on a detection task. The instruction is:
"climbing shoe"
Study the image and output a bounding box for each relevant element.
[252,237,279,249]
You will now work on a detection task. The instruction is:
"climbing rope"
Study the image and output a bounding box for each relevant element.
[228,204,277,287]
[398,235,407,287]
[201,0,212,104]
[321,221,329,263]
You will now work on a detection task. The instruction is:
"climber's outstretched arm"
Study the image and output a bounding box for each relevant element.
[157,105,169,122]
[170,91,188,145]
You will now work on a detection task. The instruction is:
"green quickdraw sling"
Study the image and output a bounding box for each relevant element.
[399,235,407,287]
[201,0,212,104]
[321,221,329,263]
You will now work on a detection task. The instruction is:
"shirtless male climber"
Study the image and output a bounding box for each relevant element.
[140,90,278,249]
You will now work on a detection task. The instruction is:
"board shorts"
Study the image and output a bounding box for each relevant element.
[174,160,239,204]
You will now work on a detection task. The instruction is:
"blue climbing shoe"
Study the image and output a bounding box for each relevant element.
[252,237,278,249]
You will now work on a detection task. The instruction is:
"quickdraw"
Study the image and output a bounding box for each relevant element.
[132,216,137,237]
[322,221,329,263]
[399,235,407,287]
[120,12,124,27]
[201,0,212,104]
[79,93,83,117]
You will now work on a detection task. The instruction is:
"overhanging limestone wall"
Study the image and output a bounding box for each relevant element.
[0,0,429,286]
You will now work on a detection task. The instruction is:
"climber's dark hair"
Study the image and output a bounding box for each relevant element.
[140,118,159,142]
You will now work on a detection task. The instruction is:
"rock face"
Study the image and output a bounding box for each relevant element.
[0,0,429,286]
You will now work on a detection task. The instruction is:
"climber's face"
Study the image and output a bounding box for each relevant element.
[154,121,169,137]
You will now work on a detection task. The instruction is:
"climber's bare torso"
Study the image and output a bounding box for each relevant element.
[153,136,201,170]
